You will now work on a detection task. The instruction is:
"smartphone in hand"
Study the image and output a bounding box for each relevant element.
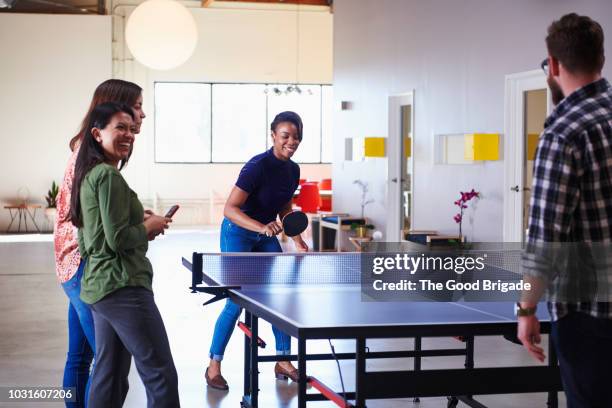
[164,205,180,218]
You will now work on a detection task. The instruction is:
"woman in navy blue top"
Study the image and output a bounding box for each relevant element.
[205,111,308,390]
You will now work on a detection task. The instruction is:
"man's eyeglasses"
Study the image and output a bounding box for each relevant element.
[541,58,549,75]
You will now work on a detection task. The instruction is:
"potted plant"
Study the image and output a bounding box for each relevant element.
[453,189,480,241]
[44,181,59,229]
[351,222,375,238]
[353,180,374,218]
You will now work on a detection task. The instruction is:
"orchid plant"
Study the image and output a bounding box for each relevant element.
[453,189,480,240]
[353,180,374,218]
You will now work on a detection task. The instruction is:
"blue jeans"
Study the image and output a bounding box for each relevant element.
[209,218,291,361]
[61,260,95,408]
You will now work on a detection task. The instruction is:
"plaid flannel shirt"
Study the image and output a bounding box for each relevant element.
[523,78,612,320]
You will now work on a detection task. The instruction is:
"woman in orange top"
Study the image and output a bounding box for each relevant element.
[54,79,145,408]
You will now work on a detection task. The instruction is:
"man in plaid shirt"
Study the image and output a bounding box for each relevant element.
[518,13,612,407]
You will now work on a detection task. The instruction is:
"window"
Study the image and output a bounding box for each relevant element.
[212,84,267,163]
[154,82,333,163]
[321,85,334,163]
[154,82,211,163]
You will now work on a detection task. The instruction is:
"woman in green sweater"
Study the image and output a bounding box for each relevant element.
[69,102,179,407]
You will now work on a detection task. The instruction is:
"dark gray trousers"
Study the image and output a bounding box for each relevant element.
[551,312,612,408]
[87,287,179,408]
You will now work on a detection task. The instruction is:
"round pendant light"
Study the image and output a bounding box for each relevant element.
[125,0,198,71]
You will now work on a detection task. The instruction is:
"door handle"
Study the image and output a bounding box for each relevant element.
[510,185,520,192]
[391,178,398,183]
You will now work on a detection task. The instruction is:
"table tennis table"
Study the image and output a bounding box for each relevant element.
[183,252,562,408]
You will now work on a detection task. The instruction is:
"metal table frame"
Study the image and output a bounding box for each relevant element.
[4,204,41,233]
[184,252,562,408]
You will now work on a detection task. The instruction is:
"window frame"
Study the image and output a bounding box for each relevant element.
[153,81,333,165]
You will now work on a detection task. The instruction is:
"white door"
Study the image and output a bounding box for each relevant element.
[503,71,550,242]
[387,92,414,241]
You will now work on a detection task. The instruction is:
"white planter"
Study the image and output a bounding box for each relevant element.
[44,207,57,232]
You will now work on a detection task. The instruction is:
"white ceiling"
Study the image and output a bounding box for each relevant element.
[0,0,103,14]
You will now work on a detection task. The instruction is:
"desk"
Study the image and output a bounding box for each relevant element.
[405,231,465,246]
[427,234,465,245]
[348,236,372,252]
[184,252,562,408]
[319,214,365,252]
[4,204,42,233]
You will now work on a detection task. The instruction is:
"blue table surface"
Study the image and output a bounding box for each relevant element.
[195,252,549,329]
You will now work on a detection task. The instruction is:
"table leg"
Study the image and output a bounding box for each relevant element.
[547,334,558,408]
[465,335,474,369]
[318,222,323,252]
[6,209,18,232]
[244,311,252,397]
[450,335,476,405]
[26,207,41,233]
[250,315,259,407]
[298,337,307,408]
[413,336,421,403]
[414,336,422,371]
[465,335,475,400]
[23,208,30,232]
[18,208,25,233]
[355,337,366,407]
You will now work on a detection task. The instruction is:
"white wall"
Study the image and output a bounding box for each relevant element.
[0,14,112,231]
[0,3,333,231]
[332,0,612,242]
[112,3,333,224]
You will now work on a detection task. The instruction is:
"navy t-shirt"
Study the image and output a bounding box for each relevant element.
[235,148,300,224]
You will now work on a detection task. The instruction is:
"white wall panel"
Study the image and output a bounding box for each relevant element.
[332,0,612,241]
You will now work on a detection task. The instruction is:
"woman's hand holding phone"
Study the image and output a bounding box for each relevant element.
[142,206,178,240]
[144,215,171,240]
[144,209,154,221]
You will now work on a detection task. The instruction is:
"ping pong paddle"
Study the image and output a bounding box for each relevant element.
[281,210,308,237]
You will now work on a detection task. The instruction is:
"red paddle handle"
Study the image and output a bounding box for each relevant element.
[308,376,354,407]
[237,322,267,348]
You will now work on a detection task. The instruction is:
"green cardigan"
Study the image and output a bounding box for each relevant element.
[77,163,152,304]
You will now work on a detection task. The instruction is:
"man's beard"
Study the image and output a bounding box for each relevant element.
[547,76,565,105]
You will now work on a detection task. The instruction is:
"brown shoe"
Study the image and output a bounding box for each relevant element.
[205,367,229,390]
[274,362,299,382]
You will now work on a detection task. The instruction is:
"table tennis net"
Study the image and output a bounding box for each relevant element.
[199,253,362,285]
[196,250,523,286]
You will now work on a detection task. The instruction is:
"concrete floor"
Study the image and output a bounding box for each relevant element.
[0,230,565,407]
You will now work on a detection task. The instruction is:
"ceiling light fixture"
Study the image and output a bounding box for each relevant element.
[264,84,312,96]
[264,4,313,97]
[125,0,198,70]
[293,3,301,93]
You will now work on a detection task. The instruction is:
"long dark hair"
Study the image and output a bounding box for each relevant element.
[70,103,135,228]
[70,79,142,151]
